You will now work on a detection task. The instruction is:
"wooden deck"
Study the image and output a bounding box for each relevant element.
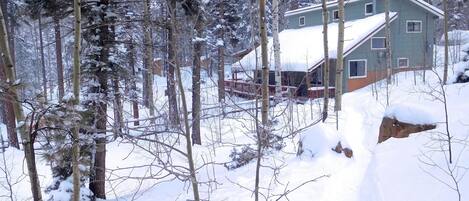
[225,80,335,99]
[224,80,297,98]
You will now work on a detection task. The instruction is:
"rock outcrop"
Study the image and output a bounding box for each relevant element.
[378,117,436,143]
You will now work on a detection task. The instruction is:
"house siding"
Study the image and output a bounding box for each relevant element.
[286,0,375,29]
[340,0,437,92]
[282,0,439,93]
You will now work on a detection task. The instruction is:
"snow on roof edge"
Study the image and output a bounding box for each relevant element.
[233,13,398,73]
[410,0,444,18]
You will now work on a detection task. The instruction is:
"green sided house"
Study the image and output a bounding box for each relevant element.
[226,0,443,98]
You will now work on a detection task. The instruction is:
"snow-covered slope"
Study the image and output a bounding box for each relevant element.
[1,51,469,201]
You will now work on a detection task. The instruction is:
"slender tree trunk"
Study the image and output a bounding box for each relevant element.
[54,18,65,101]
[143,0,155,116]
[443,0,449,84]
[256,0,269,200]
[192,13,204,145]
[38,15,48,103]
[384,0,392,106]
[71,0,81,200]
[334,0,345,114]
[129,36,139,126]
[0,7,43,201]
[112,77,123,137]
[273,0,282,99]
[217,3,225,103]
[167,0,179,125]
[170,10,201,200]
[322,0,330,122]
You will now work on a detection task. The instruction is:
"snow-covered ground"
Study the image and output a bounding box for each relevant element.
[1,47,469,201]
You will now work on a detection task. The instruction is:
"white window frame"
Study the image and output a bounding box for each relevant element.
[332,10,339,21]
[398,58,409,68]
[299,16,306,26]
[406,20,422,33]
[365,2,374,16]
[348,59,368,79]
[371,37,386,50]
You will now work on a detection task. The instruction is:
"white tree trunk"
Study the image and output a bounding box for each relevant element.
[443,0,449,83]
[322,0,330,122]
[334,0,345,113]
[384,0,392,106]
[273,0,282,99]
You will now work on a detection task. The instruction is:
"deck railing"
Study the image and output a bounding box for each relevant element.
[224,79,297,98]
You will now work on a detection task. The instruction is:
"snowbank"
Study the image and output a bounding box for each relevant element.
[300,124,348,157]
[235,13,397,72]
[384,104,437,125]
[441,30,469,45]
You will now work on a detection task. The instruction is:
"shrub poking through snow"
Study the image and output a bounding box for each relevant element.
[225,133,285,170]
[224,146,257,170]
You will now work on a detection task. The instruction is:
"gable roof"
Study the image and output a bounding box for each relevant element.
[233,13,398,73]
[285,0,444,19]
[410,0,444,18]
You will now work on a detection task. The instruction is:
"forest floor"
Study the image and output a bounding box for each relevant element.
[1,46,469,201]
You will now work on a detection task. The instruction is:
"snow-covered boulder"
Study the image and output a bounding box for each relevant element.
[379,104,436,143]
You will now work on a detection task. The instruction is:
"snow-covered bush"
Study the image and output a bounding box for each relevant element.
[47,176,93,201]
[40,98,94,200]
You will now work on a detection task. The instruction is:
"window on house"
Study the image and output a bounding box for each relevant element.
[349,60,367,78]
[333,10,339,21]
[365,3,374,15]
[407,21,422,33]
[299,16,305,26]
[398,58,409,68]
[371,37,386,49]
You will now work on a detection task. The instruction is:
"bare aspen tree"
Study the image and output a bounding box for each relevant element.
[71,0,81,199]
[384,0,392,106]
[256,0,269,199]
[169,5,201,200]
[0,7,43,201]
[322,0,330,122]
[334,0,345,129]
[443,0,449,84]
[273,0,282,99]
[144,0,155,116]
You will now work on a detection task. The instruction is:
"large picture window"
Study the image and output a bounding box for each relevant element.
[371,37,386,50]
[406,20,422,33]
[349,60,367,78]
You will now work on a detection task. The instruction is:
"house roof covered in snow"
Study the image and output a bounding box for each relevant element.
[233,13,398,73]
[285,0,443,18]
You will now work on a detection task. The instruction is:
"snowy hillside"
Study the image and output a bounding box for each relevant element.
[1,45,469,201]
